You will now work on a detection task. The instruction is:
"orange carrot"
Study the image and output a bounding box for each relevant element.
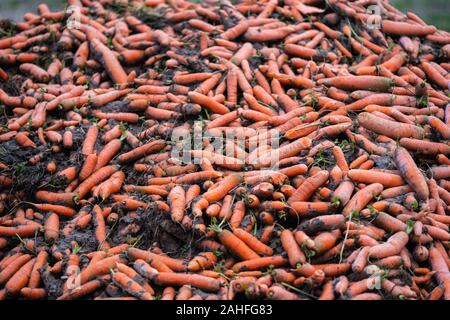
[44,213,59,242]
[400,138,450,155]
[90,38,128,85]
[342,183,384,217]
[112,271,154,300]
[188,92,230,115]
[0,254,32,284]
[220,20,249,40]
[20,287,46,299]
[79,255,125,285]
[117,140,166,164]
[368,231,409,259]
[82,126,99,156]
[57,277,109,300]
[347,169,405,188]
[232,256,288,272]
[75,165,119,199]
[393,146,430,200]
[79,154,98,181]
[94,139,122,170]
[280,229,305,267]
[358,112,425,139]
[233,228,273,256]
[168,186,186,223]
[217,229,260,261]
[429,247,450,299]
[5,258,35,295]
[152,272,221,293]
[202,174,242,203]
[288,170,329,203]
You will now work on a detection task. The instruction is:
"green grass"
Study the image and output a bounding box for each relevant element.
[0,0,64,20]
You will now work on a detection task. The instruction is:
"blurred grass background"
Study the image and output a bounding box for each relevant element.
[0,0,64,21]
[392,0,450,31]
[0,0,449,31]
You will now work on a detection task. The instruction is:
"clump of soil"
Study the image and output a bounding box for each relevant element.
[111,204,194,259]
[41,271,64,300]
[134,7,169,30]
[0,75,25,96]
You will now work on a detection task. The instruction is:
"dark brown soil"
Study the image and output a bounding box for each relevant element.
[0,75,25,96]
[110,204,195,259]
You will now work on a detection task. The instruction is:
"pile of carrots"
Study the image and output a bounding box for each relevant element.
[0,0,449,300]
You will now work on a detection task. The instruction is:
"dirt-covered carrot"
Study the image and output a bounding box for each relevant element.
[288,170,329,203]
[79,153,98,181]
[75,165,119,198]
[82,125,99,156]
[168,186,186,223]
[202,174,242,203]
[0,224,41,237]
[368,231,409,259]
[358,112,425,139]
[320,76,393,92]
[421,61,450,89]
[347,169,405,188]
[289,202,333,217]
[399,138,450,156]
[232,256,288,272]
[57,277,109,300]
[90,38,128,85]
[220,20,249,40]
[15,132,36,149]
[382,20,436,36]
[112,271,154,300]
[44,213,59,242]
[0,254,32,284]
[20,287,46,299]
[34,190,76,206]
[28,251,48,289]
[233,228,273,257]
[215,229,260,261]
[394,146,429,201]
[128,248,186,272]
[188,92,230,115]
[78,255,125,285]
[152,272,221,293]
[187,252,218,272]
[5,258,36,295]
[342,183,384,217]
[92,138,121,170]
[280,230,306,267]
[117,140,166,163]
